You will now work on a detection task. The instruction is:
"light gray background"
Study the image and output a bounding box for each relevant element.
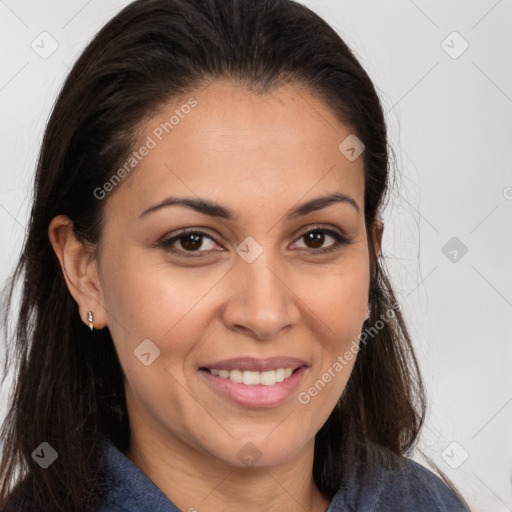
[1,1,511,510]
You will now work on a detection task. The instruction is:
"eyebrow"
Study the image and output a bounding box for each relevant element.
[138,192,360,221]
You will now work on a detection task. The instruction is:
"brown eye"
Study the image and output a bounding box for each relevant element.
[294,227,351,253]
[159,226,352,259]
[179,233,205,251]
[303,230,326,249]
[159,229,219,256]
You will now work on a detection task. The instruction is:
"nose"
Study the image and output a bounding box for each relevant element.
[222,253,300,341]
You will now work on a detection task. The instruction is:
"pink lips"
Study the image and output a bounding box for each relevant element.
[199,356,308,408]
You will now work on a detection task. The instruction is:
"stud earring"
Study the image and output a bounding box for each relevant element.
[87,311,94,331]
[366,305,372,320]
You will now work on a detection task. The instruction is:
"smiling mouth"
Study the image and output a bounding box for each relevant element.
[199,362,307,408]
[200,367,298,386]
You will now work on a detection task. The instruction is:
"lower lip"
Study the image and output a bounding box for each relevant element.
[199,366,307,408]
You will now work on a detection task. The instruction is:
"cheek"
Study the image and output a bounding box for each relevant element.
[297,255,368,403]
[305,257,369,339]
[100,250,224,369]
[99,254,218,430]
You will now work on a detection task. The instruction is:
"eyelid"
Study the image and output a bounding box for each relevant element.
[292,224,349,242]
[290,225,353,252]
[159,224,353,256]
[158,227,221,252]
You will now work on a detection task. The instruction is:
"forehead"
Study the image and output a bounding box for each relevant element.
[105,81,365,221]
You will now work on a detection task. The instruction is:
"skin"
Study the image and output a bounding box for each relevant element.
[49,80,383,512]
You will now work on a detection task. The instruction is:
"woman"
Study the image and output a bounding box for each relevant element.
[0,0,471,510]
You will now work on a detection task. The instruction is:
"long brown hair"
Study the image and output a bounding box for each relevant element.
[0,0,468,510]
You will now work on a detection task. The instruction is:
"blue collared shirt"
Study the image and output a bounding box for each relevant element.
[97,437,470,511]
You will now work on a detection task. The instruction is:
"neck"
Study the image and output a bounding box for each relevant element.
[124,429,331,512]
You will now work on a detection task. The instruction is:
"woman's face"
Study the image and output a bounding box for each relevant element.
[96,81,376,468]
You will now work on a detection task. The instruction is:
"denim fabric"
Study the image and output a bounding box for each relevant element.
[98,438,469,512]
[97,438,181,512]
[324,455,470,512]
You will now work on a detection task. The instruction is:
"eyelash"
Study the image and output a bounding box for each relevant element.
[158,226,353,258]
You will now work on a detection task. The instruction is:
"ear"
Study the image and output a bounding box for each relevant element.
[372,217,384,256]
[48,215,107,330]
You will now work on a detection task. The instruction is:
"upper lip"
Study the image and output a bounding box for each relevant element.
[200,356,308,372]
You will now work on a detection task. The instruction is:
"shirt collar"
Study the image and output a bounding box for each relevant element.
[100,437,181,512]
[99,436,347,511]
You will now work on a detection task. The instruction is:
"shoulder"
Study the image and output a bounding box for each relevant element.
[329,454,470,512]
[373,457,469,511]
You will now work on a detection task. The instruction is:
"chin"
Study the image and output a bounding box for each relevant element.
[212,431,311,470]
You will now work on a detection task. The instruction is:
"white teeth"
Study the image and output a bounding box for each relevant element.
[229,369,243,383]
[260,370,276,386]
[243,371,260,385]
[208,367,296,386]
